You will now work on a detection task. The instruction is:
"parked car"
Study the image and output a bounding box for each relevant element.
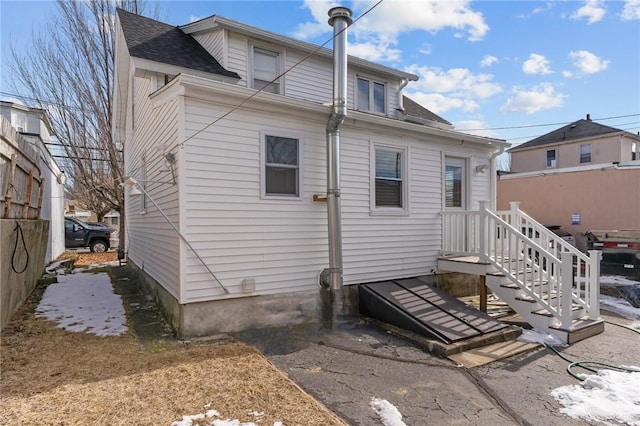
[64,217,114,252]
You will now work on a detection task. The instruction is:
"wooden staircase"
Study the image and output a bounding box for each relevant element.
[438,202,604,344]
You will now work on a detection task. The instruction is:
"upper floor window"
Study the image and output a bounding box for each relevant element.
[580,144,591,163]
[262,133,301,198]
[371,144,407,213]
[252,47,281,94]
[357,77,386,114]
[632,142,637,161]
[546,149,556,167]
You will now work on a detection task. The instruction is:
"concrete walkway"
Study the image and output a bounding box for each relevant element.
[233,312,639,426]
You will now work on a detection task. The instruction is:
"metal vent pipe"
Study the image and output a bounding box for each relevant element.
[326,6,352,291]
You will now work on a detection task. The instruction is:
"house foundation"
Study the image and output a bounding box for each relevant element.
[129,260,322,338]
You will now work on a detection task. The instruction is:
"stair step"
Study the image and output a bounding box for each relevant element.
[514,294,558,304]
[531,304,582,317]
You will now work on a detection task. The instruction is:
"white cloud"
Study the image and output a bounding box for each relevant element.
[517,2,554,19]
[453,120,499,138]
[522,53,552,75]
[562,70,573,78]
[621,0,640,20]
[349,40,402,62]
[406,65,502,99]
[189,15,203,23]
[407,92,479,114]
[569,50,610,73]
[571,0,607,24]
[501,83,566,114]
[296,0,489,62]
[481,55,498,68]
[419,43,433,55]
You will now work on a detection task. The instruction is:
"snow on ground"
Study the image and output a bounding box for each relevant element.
[370,398,406,426]
[170,407,282,426]
[600,275,640,287]
[551,369,640,425]
[36,271,128,336]
[517,329,566,346]
[600,295,640,320]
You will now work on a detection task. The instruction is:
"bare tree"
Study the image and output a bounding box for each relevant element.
[9,0,156,247]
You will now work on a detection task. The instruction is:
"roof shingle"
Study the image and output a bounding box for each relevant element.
[117,9,240,79]
[509,118,623,152]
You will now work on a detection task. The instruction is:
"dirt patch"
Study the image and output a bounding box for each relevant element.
[55,250,118,267]
[0,267,345,426]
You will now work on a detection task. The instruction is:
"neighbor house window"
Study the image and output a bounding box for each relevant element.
[262,133,301,197]
[252,47,281,94]
[580,144,591,163]
[372,144,407,212]
[546,149,556,167]
[632,142,637,161]
[357,77,386,114]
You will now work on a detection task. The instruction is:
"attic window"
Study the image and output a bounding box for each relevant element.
[252,47,281,94]
[357,76,386,115]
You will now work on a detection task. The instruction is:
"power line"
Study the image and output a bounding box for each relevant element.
[172,0,385,151]
[456,113,640,132]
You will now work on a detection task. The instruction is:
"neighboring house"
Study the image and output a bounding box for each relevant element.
[0,101,65,264]
[117,8,599,340]
[498,115,640,248]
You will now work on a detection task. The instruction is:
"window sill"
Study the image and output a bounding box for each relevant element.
[370,208,410,217]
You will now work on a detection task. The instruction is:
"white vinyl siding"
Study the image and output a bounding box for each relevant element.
[182,97,327,301]
[192,30,225,66]
[125,76,181,300]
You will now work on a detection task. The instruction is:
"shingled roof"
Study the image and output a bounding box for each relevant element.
[116,9,240,79]
[402,96,451,126]
[509,118,623,152]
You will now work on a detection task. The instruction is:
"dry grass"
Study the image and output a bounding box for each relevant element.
[0,267,345,426]
[55,250,118,267]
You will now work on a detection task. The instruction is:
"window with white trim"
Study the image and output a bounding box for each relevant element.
[546,149,556,167]
[262,133,301,197]
[252,47,281,94]
[580,143,591,163]
[372,144,407,211]
[357,76,386,114]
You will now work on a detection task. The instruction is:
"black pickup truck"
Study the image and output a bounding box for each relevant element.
[64,217,114,252]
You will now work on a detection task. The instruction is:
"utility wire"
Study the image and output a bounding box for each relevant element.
[456,113,640,132]
[173,0,385,151]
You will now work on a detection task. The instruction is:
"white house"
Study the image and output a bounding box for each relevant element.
[0,101,66,264]
[113,8,602,343]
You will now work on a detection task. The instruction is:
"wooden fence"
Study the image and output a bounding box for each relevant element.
[0,115,44,220]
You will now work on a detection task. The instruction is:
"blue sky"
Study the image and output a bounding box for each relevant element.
[1,0,639,149]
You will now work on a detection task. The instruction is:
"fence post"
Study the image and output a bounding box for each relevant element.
[3,154,17,219]
[588,250,602,320]
[561,252,574,330]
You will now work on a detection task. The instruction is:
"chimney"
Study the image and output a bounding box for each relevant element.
[586,113,591,121]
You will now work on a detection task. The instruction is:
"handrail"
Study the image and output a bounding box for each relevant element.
[441,201,601,328]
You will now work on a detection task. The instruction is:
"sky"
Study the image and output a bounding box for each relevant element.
[38,261,640,426]
[1,0,639,154]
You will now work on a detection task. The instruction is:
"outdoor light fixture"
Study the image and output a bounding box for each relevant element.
[475,164,489,173]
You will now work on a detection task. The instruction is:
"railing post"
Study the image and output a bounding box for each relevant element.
[479,201,488,262]
[509,201,520,227]
[588,250,602,319]
[561,252,574,330]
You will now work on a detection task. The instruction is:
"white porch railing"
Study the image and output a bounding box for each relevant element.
[441,201,601,329]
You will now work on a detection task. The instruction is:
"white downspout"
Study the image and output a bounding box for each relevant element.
[326,6,352,292]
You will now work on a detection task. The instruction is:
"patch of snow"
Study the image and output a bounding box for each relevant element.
[370,397,406,426]
[517,329,566,347]
[171,408,283,426]
[35,272,128,337]
[551,369,640,425]
[600,275,640,286]
[600,295,640,320]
